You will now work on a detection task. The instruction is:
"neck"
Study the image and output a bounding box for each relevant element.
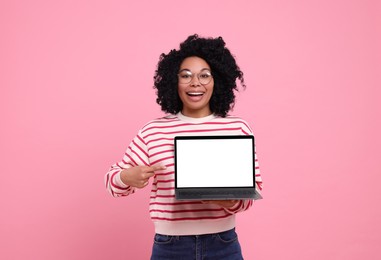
[181,108,212,118]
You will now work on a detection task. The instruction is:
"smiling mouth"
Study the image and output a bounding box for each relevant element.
[186,92,204,97]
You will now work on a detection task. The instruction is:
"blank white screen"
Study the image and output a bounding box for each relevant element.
[176,138,254,188]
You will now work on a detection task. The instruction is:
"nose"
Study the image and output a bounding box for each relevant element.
[190,75,201,86]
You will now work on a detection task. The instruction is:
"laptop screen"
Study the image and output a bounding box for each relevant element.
[175,136,255,188]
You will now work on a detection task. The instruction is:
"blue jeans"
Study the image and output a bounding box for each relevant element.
[150,228,243,260]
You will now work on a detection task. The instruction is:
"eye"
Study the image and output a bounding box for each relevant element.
[199,72,211,79]
[180,74,191,79]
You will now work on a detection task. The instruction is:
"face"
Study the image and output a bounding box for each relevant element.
[177,56,214,118]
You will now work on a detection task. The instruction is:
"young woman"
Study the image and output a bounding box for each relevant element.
[105,34,263,260]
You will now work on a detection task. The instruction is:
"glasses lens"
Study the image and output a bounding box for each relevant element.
[178,71,192,84]
[198,71,212,85]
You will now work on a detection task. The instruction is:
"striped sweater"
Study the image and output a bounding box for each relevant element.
[105,112,263,235]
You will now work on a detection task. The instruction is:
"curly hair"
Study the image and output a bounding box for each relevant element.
[153,34,245,117]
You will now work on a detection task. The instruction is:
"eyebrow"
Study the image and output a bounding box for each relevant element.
[178,68,211,73]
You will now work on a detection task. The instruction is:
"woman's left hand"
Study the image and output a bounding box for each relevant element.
[201,200,238,208]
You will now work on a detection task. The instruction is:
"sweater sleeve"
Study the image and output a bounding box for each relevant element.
[104,130,149,197]
[223,119,263,214]
[223,150,262,214]
[239,119,263,194]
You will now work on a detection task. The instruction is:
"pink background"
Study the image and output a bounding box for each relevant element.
[1,0,380,259]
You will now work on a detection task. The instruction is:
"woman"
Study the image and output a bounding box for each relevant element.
[105,34,263,259]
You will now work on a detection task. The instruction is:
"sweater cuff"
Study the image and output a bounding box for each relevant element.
[114,170,129,189]
[224,200,242,213]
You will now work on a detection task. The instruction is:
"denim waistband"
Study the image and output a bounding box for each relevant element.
[156,228,235,238]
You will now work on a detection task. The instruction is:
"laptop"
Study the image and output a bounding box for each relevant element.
[174,135,262,200]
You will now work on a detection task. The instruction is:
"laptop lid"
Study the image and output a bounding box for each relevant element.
[174,135,262,200]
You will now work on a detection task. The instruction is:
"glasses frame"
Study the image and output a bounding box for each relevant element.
[177,69,213,85]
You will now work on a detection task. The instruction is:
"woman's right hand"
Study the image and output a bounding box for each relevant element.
[120,165,166,188]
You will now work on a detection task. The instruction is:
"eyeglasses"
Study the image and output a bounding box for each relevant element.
[177,69,213,85]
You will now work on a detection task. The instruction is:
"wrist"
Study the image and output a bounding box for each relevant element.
[119,169,130,186]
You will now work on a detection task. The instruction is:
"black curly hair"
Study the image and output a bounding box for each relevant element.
[153,34,245,117]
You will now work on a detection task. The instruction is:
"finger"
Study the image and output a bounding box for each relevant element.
[142,171,155,179]
[152,164,167,171]
[137,180,149,189]
[142,165,166,178]
[137,183,148,189]
[143,165,166,173]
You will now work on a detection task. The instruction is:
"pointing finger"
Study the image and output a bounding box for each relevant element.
[151,165,167,171]
[143,165,166,173]
[142,171,155,179]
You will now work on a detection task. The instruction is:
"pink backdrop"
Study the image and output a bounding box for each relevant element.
[1,0,380,259]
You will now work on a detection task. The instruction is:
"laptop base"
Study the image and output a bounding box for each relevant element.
[175,188,263,200]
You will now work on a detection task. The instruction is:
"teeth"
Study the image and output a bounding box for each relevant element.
[187,92,203,96]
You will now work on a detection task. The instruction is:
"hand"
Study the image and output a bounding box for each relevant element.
[201,200,238,208]
[120,165,166,189]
